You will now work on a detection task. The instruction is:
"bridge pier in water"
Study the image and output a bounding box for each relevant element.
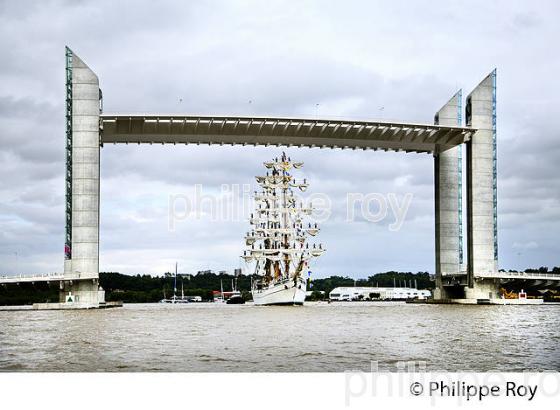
[58,278,105,306]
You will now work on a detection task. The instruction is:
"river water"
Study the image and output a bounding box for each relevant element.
[1,302,559,372]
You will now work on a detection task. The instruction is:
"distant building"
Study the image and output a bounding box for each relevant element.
[329,287,431,301]
[234,268,242,276]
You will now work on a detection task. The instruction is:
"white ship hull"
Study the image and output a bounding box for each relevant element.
[252,277,306,306]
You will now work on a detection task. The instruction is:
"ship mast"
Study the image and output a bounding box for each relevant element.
[282,152,290,278]
[242,152,325,285]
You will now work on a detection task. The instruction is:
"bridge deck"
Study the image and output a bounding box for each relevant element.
[476,271,560,281]
[0,273,98,285]
[442,271,560,281]
[100,115,474,154]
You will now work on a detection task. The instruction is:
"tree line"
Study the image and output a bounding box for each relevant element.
[1,267,558,305]
[0,270,435,305]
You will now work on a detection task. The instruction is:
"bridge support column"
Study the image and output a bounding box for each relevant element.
[62,47,103,307]
[59,279,105,306]
[464,278,500,300]
[434,91,463,300]
[64,47,101,283]
[465,70,499,300]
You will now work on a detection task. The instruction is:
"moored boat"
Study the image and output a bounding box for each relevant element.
[226,278,245,304]
[159,263,189,304]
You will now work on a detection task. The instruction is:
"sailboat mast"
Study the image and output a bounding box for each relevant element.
[174,262,177,297]
[282,153,290,278]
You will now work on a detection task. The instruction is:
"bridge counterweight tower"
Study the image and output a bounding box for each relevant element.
[62,47,103,306]
[434,90,463,299]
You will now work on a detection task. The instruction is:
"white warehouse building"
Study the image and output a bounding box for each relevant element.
[329,287,431,301]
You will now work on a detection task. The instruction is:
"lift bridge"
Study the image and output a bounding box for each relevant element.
[1,48,559,308]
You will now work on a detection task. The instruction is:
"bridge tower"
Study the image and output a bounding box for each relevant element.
[62,47,103,306]
[465,70,500,299]
[433,90,463,299]
[434,70,500,301]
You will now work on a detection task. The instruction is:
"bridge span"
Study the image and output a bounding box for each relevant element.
[100,114,473,154]
[440,271,560,293]
[0,273,98,285]
[440,271,560,281]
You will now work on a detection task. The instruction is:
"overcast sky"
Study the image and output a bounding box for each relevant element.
[1,0,559,278]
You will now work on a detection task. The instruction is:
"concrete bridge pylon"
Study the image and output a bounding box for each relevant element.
[62,47,104,307]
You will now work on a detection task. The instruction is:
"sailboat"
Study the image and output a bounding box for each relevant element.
[159,263,189,304]
[226,277,245,304]
[213,280,225,303]
[242,152,325,305]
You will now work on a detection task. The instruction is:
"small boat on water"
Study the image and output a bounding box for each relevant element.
[213,280,226,303]
[160,295,190,304]
[214,279,246,304]
[226,278,245,304]
[226,292,245,304]
[160,263,189,304]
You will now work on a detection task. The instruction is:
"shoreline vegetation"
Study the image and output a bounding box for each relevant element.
[0,270,433,305]
[0,267,558,306]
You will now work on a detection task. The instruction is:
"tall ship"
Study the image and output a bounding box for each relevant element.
[242,152,325,305]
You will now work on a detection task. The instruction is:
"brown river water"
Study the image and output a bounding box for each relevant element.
[1,302,559,372]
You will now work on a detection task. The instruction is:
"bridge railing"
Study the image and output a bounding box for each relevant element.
[0,273,63,279]
[476,271,560,280]
[441,270,560,281]
[0,272,100,284]
[0,273,64,284]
